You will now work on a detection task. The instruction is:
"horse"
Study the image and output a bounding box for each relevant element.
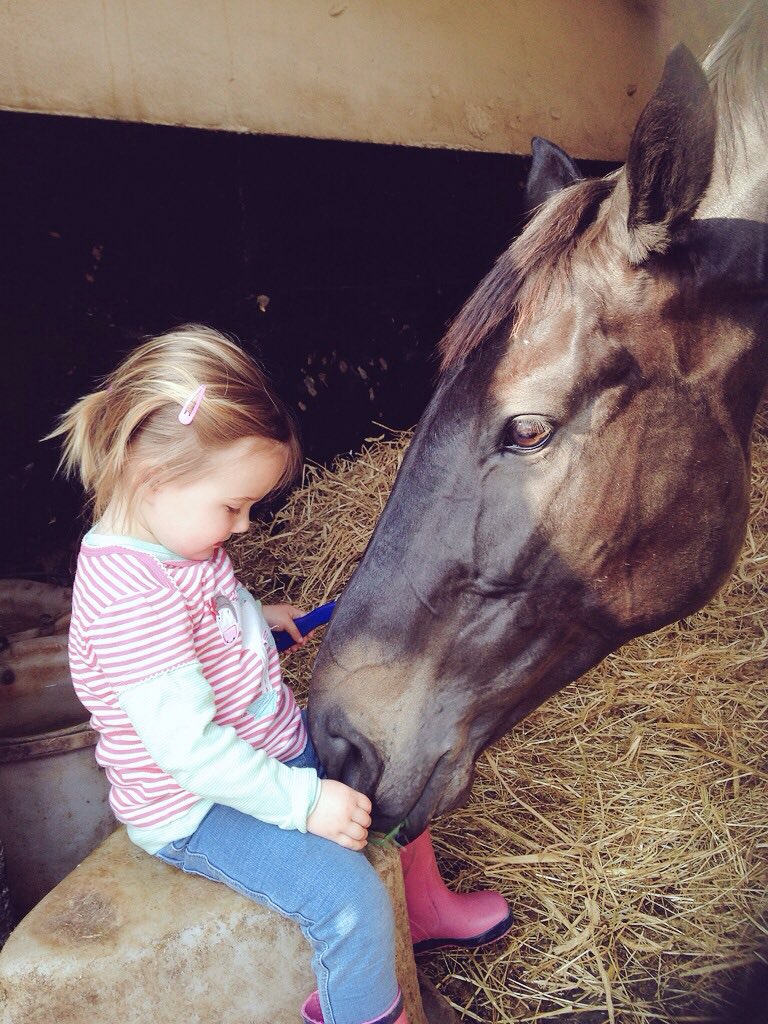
[308,2,768,840]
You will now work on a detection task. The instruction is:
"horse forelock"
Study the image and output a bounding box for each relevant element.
[438,177,616,372]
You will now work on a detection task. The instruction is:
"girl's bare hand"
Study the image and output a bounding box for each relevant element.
[263,603,306,651]
[306,780,372,850]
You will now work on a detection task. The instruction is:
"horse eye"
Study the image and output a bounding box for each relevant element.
[503,415,554,453]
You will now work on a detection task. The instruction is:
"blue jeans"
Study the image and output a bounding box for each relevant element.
[155,730,398,1024]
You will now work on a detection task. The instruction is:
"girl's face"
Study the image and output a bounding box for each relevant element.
[135,437,289,561]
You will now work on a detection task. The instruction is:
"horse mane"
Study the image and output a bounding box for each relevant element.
[703,1,768,157]
[438,177,615,370]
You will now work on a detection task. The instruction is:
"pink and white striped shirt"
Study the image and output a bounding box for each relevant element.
[68,533,318,854]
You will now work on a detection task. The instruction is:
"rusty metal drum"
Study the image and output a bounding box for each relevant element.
[0,580,115,920]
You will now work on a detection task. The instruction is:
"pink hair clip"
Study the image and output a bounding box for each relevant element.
[178,384,206,424]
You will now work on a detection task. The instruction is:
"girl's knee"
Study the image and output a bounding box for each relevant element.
[325,861,395,946]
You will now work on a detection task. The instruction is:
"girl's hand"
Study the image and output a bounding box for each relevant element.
[306,780,372,850]
[263,603,309,652]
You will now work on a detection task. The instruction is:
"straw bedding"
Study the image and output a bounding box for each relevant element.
[230,403,767,1024]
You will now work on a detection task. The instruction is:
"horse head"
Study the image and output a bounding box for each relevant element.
[309,4,768,837]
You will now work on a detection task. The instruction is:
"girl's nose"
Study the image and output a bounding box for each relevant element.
[233,510,251,534]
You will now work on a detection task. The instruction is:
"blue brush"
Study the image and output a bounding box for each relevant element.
[271,601,337,651]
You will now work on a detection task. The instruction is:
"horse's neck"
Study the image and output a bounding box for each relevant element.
[696,121,768,223]
[697,2,768,222]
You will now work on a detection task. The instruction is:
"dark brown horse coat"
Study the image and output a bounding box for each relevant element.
[309,4,768,837]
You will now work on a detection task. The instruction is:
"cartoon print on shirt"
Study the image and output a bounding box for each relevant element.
[234,585,274,654]
[211,586,276,709]
[234,585,279,716]
[213,594,240,645]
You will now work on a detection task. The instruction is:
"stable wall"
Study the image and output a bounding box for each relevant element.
[0,0,737,161]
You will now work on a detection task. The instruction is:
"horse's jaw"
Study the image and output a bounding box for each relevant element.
[308,618,617,834]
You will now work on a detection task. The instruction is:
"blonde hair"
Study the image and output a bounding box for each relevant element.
[47,325,302,522]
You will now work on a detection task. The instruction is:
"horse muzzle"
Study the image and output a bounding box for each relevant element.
[308,697,476,835]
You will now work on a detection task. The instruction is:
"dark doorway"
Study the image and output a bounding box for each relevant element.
[0,110,615,578]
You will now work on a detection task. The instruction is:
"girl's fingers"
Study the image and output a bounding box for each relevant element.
[352,807,372,829]
[346,822,368,842]
[336,833,366,851]
[283,619,304,644]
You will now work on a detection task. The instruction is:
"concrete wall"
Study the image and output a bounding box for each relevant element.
[0,0,737,160]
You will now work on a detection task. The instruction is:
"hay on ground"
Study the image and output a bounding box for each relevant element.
[229,406,768,1024]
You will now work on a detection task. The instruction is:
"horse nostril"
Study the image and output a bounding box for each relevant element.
[308,705,382,796]
[308,704,350,779]
[322,731,354,782]
[336,734,378,796]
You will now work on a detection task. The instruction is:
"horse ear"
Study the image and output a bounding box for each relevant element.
[523,137,582,219]
[626,44,716,265]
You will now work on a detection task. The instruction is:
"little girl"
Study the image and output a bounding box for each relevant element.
[50,325,510,1024]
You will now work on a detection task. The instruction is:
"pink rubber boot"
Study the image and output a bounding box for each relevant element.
[301,989,406,1024]
[400,830,512,953]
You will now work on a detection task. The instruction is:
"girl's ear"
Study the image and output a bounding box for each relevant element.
[131,461,161,502]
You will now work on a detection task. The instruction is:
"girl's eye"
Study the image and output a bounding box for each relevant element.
[226,506,239,515]
[503,415,554,453]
